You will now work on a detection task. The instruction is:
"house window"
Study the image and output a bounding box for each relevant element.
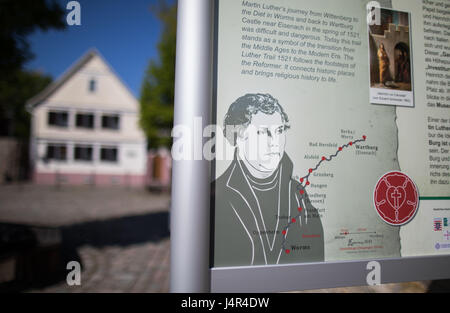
[102,114,120,130]
[46,144,67,161]
[100,147,118,163]
[74,145,93,161]
[76,113,95,129]
[48,111,69,127]
[89,79,96,92]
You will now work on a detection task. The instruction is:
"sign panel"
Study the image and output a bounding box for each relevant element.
[210,0,450,277]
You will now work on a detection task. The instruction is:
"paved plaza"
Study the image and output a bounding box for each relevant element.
[0,184,170,227]
[0,184,447,293]
[0,184,171,292]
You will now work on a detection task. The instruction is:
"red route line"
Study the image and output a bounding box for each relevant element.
[282,135,367,254]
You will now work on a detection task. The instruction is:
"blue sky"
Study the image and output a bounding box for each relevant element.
[25,0,175,98]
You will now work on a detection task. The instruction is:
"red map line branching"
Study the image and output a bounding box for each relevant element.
[282,135,367,254]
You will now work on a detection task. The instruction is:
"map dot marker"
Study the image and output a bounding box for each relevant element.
[298,207,302,212]
[300,178,304,183]
[339,147,343,151]
[306,181,310,186]
[322,156,326,161]
[309,168,313,173]
[285,249,290,254]
[282,230,286,235]
[292,218,296,223]
[349,142,353,146]
[363,135,367,140]
[300,190,304,195]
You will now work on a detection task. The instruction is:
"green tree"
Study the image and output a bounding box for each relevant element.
[140,0,177,148]
[0,70,52,180]
[0,0,66,138]
[0,0,66,76]
[0,70,52,138]
[0,0,65,180]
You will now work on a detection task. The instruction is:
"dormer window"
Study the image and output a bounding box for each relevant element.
[89,79,96,92]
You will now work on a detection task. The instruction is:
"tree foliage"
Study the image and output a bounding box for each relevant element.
[140,0,177,148]
[0,0,66,76]
[0,70,52,138]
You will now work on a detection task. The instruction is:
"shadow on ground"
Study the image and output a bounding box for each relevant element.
[62,211,170,249]
[0,211,170,292]
[427,279,450,293]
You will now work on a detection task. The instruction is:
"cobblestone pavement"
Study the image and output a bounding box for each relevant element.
[0,184,444,293]
[0,184,171,293]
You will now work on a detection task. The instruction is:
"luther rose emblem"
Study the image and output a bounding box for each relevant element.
[374,171,419,226]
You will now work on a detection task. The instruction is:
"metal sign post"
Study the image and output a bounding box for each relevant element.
[170,0,214,293]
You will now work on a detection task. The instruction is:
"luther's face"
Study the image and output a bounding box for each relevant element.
[237,112,287,174]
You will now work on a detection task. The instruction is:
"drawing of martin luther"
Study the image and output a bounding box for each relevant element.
[213,93,324,267]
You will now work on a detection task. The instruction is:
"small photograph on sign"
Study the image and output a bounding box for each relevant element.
[368,8,414,107]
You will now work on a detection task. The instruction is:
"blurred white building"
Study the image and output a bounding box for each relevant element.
[27,49,147,187]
